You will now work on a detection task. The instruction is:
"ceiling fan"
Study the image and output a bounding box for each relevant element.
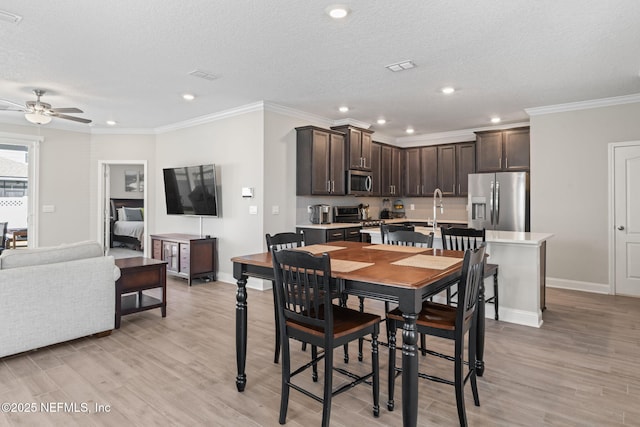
[0,89,91,125]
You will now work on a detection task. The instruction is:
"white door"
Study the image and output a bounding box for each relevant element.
[614,143,640,296]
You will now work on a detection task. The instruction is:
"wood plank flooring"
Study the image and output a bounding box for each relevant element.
[1,278,639,426]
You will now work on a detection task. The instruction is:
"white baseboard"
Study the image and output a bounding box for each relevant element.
[546,277,610,294]
[216,272,271,291]
[497,307,543,328]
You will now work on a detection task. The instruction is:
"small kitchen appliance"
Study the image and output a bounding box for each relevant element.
[308,204,331,224]
[392,199,406,219]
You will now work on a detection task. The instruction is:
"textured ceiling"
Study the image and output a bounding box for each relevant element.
[1,1,639,138]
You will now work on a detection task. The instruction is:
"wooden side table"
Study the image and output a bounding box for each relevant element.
[115,257,168,329]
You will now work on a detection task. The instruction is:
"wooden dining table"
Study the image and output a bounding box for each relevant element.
[231,240,486,427]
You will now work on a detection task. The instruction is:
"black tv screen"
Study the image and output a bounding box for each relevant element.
[163,164,219,216]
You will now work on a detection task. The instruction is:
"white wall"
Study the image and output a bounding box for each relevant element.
[530,101,640,291]
[155,110,264,286]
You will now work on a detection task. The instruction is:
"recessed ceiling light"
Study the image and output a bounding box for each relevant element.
[406,127,415,134]
[183,93,195,101]
[491,117,501,124]
[386,60,416,72]
[339,106,349,113]
[326,5,350,19]
[441,87,455,94]
[106,120,117,126]
[377,118,387,125]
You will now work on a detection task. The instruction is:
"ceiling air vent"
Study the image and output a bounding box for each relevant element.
[385,60,416,72]
[189,69,217,81]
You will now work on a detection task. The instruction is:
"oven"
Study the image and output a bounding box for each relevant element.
[347,170,373,195]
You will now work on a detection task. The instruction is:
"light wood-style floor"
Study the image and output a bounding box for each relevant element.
[1,278,639,426]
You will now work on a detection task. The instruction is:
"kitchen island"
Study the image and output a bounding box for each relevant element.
[362,226,553,328]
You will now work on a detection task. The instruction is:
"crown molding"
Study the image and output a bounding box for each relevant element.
[154,101,266,134]
[395,121,530,147]
[525,93,640,116]
[91,127,153,135]
[331,118,372,129]
[263,102,333,127]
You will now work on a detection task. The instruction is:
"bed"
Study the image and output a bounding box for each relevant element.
[110,198,145,250]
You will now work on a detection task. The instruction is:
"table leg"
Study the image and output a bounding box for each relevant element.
[235,274,248,392]
[476,280,486,377]
[401,312,419,427]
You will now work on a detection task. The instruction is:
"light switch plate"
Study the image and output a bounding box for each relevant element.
[272,205,279,214]
[249,205,258,215]
[42,205,55,213]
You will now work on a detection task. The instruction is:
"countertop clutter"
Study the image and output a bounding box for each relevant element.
[295,218,468,230]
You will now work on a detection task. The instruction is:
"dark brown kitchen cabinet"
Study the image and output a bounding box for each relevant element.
[296,226,362,245]
[437,145,456,196]
[404,146,437,196]
[331,125,373,171]
[456,142,476,196]
[380,143,402,197]
[296,126,346,195]
[371,142,382,195]
[476,127,529,172]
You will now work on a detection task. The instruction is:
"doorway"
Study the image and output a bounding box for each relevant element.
[609,141,640,296]
[0,133,41,249]
[98,160,148,258]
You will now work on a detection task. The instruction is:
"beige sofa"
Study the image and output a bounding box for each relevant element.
[0,241,120,359]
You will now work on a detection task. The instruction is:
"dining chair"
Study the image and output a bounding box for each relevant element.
[266,232,304,363]
[386,229,434,247]
[0,222,7,254]
[441,226,499,320]
[271,248,380,427]
[387,244,486,427]
[380,223,415,244]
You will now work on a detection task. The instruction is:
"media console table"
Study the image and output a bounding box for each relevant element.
[150,233,217,285]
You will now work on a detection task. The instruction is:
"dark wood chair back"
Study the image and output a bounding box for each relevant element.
[440,226,485,251]
[386,230,433,248]
[271,248,337,335]
[457,244,486,328]
[380,223,414,244]
[266,232,304,250]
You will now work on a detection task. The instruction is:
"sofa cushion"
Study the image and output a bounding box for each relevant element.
[0,240,104,270]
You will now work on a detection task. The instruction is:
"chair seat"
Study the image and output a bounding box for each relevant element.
[388,302,457,331]
[287,305,381,340]
[484,263,498,277]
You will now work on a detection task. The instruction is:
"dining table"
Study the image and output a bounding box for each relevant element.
[231,240,486,427]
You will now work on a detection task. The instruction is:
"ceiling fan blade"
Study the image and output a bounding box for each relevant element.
[0,98,27,111]
[51,113,92,124]
[50,107,83,114]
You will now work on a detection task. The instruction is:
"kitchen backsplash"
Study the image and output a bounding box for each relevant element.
[296,195,469,224]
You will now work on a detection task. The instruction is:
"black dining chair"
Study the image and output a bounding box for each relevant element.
[386,229,434,248]
[387,244,486,427]
[266,232,304,363]
[380,223,415,244]
[441,227,499,320]
[272,248,380,427]
[0,222,8,254]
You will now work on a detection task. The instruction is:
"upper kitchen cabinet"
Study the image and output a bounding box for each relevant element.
[456,142,476,196]
[331,125,374,171]
[475,127,530,172]
[437,142,476,196]
[380,143,402,197]
[370,142,382,195]
[296,126,346,195]
[404,146,438,196]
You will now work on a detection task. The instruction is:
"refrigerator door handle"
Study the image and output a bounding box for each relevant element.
[490,180,495,225]
[495,180,500,225]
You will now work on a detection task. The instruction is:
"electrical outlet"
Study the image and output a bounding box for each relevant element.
[249,205,258,215]
[410,204,415,210]
[272,205,280,215]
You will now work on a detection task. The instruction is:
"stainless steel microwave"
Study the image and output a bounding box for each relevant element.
[347,170,373,195]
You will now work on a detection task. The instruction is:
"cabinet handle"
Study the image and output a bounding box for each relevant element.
[458,183,461,194]
[363,157,367,168]
[327,181,331,192]
[331,180,335,192]
[417,184,420,194]
[506,157,508,169]
[360,157,364,167]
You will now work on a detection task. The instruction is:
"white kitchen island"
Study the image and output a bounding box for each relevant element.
[362,226,554,328]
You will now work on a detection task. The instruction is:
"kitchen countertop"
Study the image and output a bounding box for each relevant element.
[296,223,363,230]
[362,226,553,245]
[296,218,468,230]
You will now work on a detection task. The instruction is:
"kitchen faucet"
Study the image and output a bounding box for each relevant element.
[433,188,444,231]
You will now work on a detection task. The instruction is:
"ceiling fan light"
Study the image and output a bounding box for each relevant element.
[24,112,52,125]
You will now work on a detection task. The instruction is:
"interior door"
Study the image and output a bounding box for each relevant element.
[614,144,640,296]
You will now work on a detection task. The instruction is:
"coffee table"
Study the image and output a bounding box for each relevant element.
[115,257,167,328]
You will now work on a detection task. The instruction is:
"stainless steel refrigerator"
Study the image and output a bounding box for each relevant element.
[468,172,530,232]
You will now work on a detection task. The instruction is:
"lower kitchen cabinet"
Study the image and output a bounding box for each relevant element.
[150,233,217,285]
[296,226,362,245]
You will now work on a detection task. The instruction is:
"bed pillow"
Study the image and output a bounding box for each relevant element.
[117,207,126,221]
[123,207,143,221]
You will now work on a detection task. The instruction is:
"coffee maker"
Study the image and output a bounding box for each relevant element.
[308,204,331,224]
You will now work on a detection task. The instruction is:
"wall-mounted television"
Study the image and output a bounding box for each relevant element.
[163,164,219,216]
